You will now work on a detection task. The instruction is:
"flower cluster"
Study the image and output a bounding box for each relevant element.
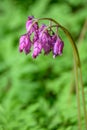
[19,16,64,58]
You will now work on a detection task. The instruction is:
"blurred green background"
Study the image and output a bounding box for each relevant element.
[0,0,87,130]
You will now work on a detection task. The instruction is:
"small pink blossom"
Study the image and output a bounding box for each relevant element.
[19,16,64,58]
[53,37,64,57]
[26,16,38,34]
[19,34,31,54]
[32,41,42,58]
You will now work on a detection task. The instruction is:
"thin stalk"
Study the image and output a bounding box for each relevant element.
[74,52,82,130]
[59,25,87,130]
[30,17,87,129]
[37,18,87,129]
[79,66,87,130]
[58,24,82,130]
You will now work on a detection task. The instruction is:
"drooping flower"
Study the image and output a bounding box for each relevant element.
[19,34,31,54]
[19,16,64,58]
[32,41,42,58]
[53,37,64,58]
[39,24,48,43]
[26,16,38,34]
[39,24,52,54]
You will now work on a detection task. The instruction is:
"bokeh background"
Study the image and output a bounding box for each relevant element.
[0,0,87,130]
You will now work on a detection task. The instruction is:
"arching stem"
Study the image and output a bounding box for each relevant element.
[37,18,87,130]
[58,24,87,130]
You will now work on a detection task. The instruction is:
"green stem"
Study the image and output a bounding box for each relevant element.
[54,21,82,130]
[59,24,87,130]
[79,65,87,130]
[73,52,82,130]
[38,18,87,129]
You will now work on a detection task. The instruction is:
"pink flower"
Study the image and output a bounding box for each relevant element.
[32,41,42,58]
[26,16,38,34]
[19,16,64,58]
[39,25,52,54]
[53,37,64,58]
[19,34,31,54]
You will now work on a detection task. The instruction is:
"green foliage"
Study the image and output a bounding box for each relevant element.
[0,0,87,130]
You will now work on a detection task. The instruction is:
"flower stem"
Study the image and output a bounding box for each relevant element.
[59,25,87,130]
[73,52,82,130]
[79,65,87,130]
[57,23,82,130]
[38,18,87,129]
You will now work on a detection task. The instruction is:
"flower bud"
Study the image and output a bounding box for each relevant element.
[53,37,64,57]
